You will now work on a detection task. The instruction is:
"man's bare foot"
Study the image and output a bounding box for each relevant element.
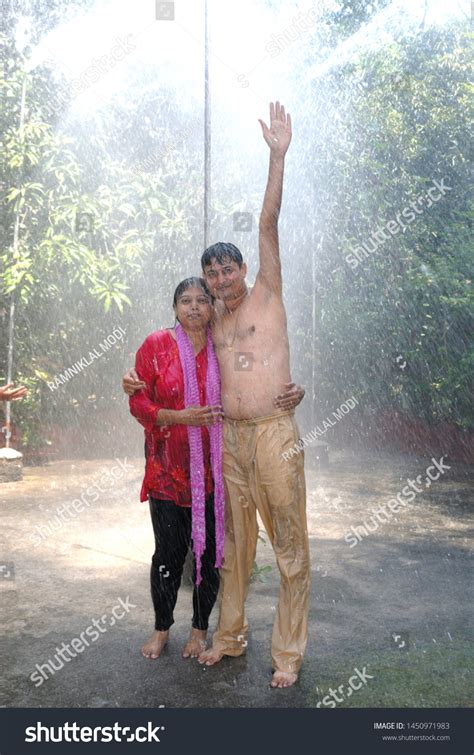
[270,670,298,688]
[182,628,207,659]
[198,646,224,666]
[141,630,169,659]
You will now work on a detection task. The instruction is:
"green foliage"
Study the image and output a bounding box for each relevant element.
[0,6,472,455]
[0,29,203,452]
[294,22,473,431]
[251,563,272,583]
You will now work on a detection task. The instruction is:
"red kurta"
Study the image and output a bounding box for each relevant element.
[129,329,213,506]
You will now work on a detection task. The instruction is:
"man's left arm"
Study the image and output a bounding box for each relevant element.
[257,101,292,295]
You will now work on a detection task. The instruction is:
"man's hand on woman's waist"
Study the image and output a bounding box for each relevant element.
[123,368,305,413]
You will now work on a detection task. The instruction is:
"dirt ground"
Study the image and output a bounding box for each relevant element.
[0,449,472,709]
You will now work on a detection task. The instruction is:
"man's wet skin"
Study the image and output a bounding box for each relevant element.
[196,647,298,689]
[205,265,293,421]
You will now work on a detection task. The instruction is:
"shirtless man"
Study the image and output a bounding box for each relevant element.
[124,102,310,687]
[197,101,310,688]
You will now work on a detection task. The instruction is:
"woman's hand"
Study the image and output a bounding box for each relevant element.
[123,368,146,396]
[179,405,224,426]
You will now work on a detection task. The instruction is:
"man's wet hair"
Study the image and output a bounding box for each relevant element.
[172,276,214,307]
[201,242,243,270]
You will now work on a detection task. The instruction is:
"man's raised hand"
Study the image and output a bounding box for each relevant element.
[258,101,292,156]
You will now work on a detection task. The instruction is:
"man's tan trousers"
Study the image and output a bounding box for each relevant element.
[212,410,311,674]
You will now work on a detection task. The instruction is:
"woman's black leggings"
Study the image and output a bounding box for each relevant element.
[149,494,220,631]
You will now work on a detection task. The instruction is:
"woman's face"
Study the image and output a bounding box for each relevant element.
[174,286,213,331]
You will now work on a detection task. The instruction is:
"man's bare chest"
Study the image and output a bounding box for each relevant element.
[214,318,258,351]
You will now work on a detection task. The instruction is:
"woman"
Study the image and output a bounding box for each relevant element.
[129,277,224,661]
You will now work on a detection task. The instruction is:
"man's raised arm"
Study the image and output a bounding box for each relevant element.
[257,101,292,294]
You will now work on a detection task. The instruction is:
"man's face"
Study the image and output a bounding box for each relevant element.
[202,257,247,302]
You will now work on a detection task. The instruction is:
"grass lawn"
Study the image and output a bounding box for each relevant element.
[305,639,473,708]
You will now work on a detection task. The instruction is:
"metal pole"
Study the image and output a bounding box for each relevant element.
[4,72,27,449]
[311,237,316,431]
[204,0,210,250]
[311,233,323,431]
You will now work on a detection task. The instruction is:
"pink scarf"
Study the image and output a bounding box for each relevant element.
[175,323,225,585]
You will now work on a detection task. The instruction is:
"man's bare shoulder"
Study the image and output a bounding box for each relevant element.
[212,289,259,318]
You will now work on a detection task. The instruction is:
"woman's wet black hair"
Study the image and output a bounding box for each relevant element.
[172,277,214,308]
[201,242,243,269]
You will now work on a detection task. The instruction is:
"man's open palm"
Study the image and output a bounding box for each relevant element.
[259,101,292,156]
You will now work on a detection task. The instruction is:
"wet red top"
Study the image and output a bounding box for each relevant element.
[129,329,213,506]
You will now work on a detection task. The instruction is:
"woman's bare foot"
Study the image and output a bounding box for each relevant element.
[198,646,224,666]
[141,630,169,659]
[270,670,298,688]
[182,628,207,659]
